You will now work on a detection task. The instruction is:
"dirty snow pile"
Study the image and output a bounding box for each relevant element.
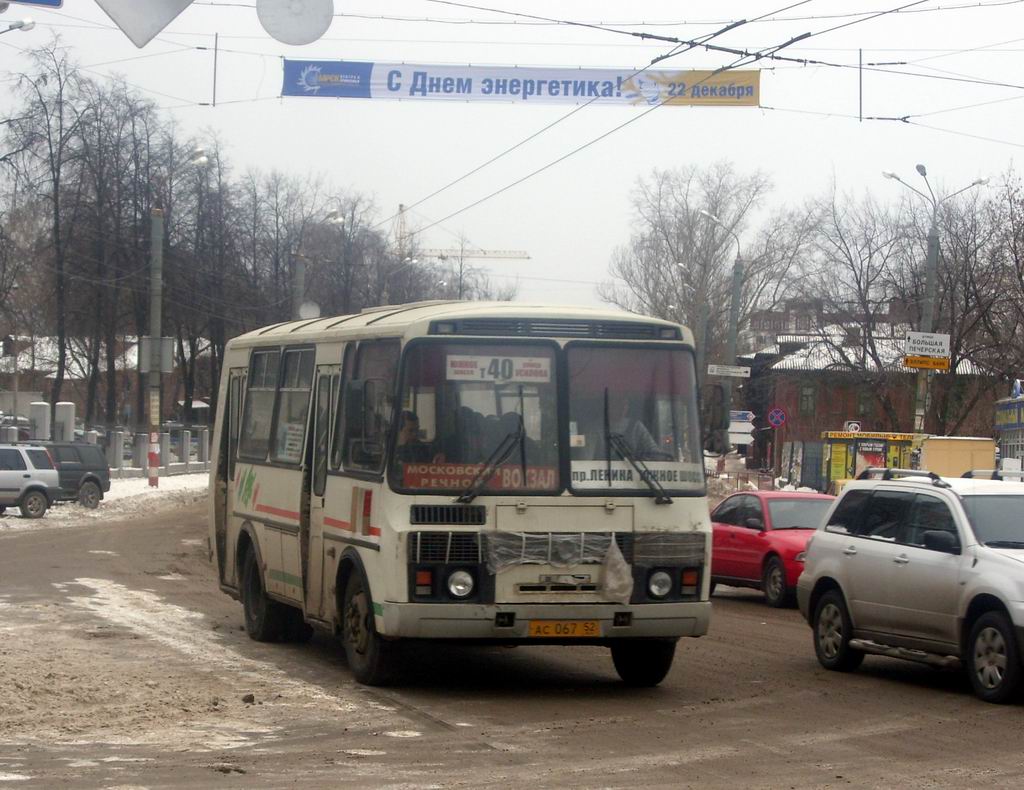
[0,473,209,532]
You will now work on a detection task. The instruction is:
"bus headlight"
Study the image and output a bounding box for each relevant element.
[648,570,673,599]
[447,570,475,598]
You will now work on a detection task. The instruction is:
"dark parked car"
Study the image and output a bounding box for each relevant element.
[40,442,111,508]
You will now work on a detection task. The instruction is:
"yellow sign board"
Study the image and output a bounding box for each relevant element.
[904,355,950,371]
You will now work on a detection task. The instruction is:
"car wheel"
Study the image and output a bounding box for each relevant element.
[78,481,101,509]
[18,491,48,519]
[762,556,793,608]
[241,546,290,642]
[812,589,863,672]
[610,639,677,687]
[968,611,1021,704]
[342,569,397,686]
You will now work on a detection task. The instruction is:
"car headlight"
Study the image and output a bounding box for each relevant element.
[447,570,474,598]
[795,551,807,563]
[648,570,673,598]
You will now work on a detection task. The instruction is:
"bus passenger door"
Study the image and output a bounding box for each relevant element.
[220,368,246,586]
[307,365,340,618]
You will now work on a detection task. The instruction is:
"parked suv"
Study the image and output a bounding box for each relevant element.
[39,442,111,508]
[0,444,61,518]
[797,468,1024,703]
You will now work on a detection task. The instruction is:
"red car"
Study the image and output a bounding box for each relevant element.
[710,491,835,607]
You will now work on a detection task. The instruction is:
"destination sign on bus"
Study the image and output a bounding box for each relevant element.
[570,461,705,490]
[446,355,551,384]
[402,462,557,490]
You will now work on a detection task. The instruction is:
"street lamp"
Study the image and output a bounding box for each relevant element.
[699,209,745,453]
[1,19,35,35]
[144,146,210,486]
[882,165,989,433]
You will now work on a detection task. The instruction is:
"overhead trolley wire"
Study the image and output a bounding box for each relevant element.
[373,1,819,230]
[406,0,941,234]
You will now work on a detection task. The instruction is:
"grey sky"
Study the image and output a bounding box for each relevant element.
[0,1,1019,307]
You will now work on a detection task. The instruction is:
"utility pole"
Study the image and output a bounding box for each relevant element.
[723,253,745,447]
[147,208,164,487]
[292,252,306,320]
[699,209,743,453]
[882,166,988,434]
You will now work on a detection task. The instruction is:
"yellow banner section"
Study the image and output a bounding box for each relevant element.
[905,355,950,371]
[644,70,761,107]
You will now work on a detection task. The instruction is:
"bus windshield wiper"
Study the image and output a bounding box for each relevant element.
[455,415,525,504]
[607,432,672,505]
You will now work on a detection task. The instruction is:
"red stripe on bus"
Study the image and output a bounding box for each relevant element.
[367,526,381,537]
[255,503,300,521]
[324,516,353,531]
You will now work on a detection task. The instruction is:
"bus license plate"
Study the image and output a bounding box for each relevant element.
[528,620,599,638]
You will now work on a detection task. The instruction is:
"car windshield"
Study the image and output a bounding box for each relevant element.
[566,344,703,495]
[961,495,1024,545]
[767,498,833,530]
[389,341,559,494]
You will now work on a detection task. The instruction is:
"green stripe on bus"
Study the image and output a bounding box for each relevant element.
[268,569,303,587]
[372,602,383,616]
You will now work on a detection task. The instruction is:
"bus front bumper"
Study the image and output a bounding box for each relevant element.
[377,600,711,641]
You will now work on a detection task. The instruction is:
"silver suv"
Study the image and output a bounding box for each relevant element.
[0,444,61,518]
[797,468,1024,703]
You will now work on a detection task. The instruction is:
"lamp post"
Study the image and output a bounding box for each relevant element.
[0,18,35,36]
[699,209,744,452]
[144,147,209,486]
[882,166,988,433]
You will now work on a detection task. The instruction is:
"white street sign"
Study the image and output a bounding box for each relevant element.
[729,432,754,446]
[905,331,950,358]
[95,0,193,48]
[708,363,751,378]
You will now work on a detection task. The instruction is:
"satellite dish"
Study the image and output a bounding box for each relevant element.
[298,301,321,320]
[257,0,333,46]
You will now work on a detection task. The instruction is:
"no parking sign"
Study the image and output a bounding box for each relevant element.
[767,406,787,428]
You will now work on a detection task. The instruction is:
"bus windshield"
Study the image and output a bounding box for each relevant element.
[390,341,560,494]
[566,344,704,495]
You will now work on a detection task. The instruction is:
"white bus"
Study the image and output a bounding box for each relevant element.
[209,302,711,686]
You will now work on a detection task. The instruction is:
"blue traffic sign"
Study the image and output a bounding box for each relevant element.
[730,410,755,422]
[7,0,63,6]
[767,407,787,428]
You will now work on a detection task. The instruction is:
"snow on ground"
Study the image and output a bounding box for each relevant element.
[0,473,209,533]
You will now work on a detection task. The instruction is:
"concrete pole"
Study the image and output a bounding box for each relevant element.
[292,253,306,320]
[913,212,940,435]
[720,255,745,452]
[148,208,164,487]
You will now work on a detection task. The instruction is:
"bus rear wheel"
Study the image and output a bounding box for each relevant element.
[241,547,290,642]
[610,639,677,687]
[342,570,396,686]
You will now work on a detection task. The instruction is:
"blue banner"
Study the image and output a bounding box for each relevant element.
[282,60,760,107]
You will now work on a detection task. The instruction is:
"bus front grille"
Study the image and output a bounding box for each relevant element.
[409,531,483,564]
[410,504,486,526]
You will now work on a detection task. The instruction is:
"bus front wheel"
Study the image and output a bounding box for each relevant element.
[342,570,396,686]
[610,639,677,687]
[241,546,290,642]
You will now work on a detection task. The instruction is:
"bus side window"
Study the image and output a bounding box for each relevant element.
[343,340,400,473]
[239,349,280,461]
[331,344,355,471]
[270,348,315,465]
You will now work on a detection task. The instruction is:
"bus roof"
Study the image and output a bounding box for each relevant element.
[228,301,694,347]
